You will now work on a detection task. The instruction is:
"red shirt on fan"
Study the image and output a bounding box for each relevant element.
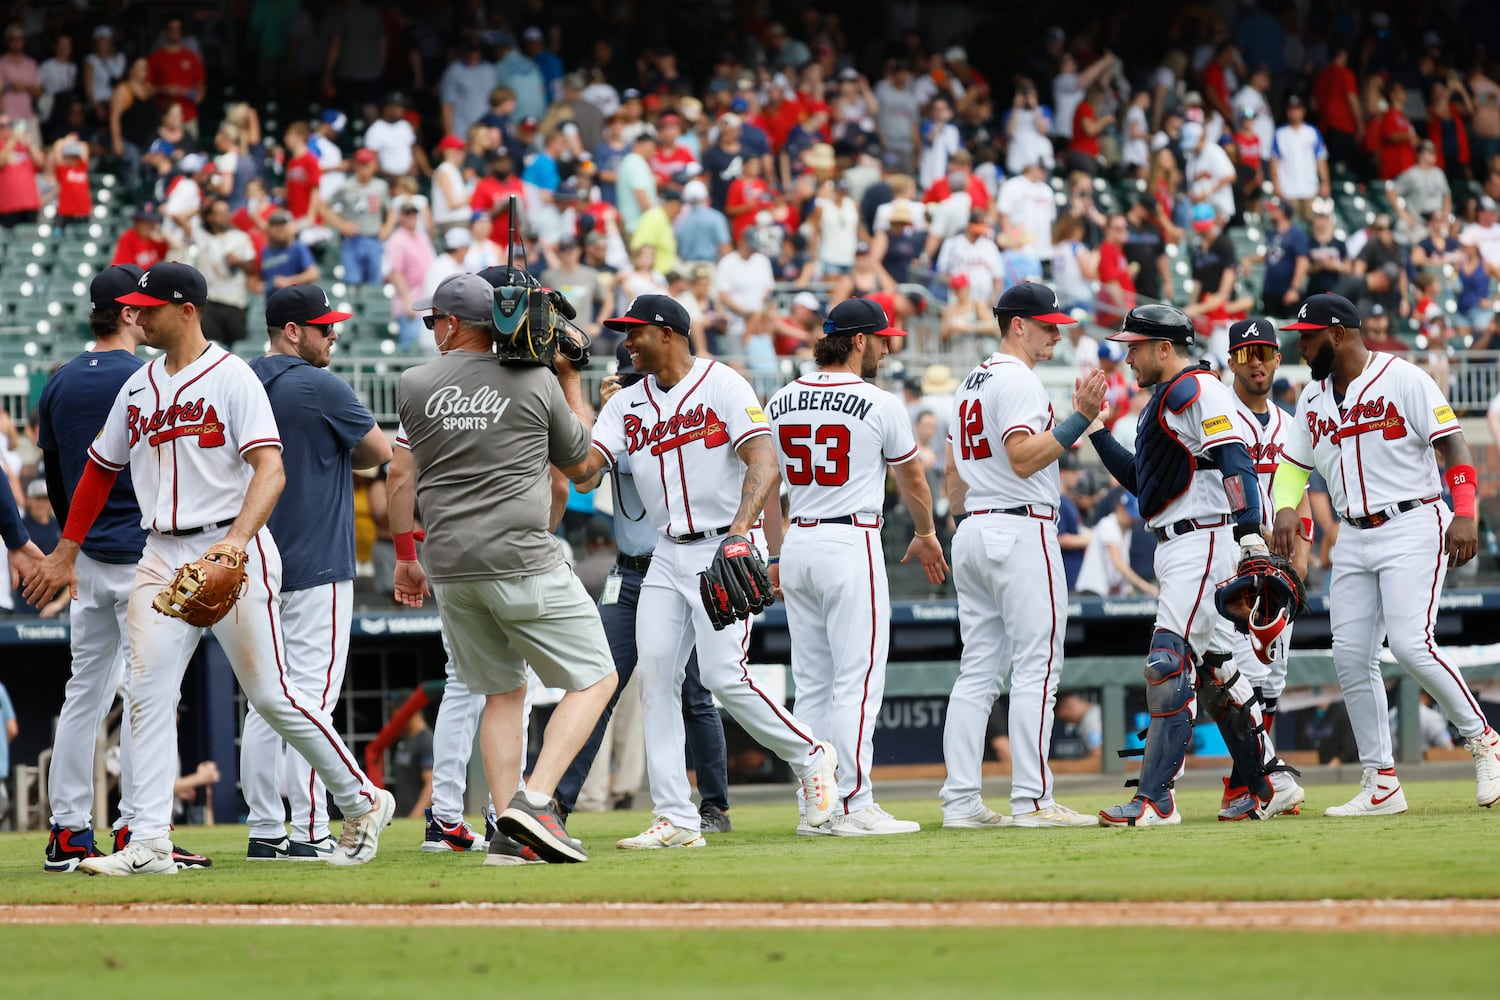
[111,228,169,268]
[147,45,205,123]
[1373,107,1418,179]
[471,175,524,215]
[726,175,772,242]
[650,144,698,187]
[922,173,992,212]
[1071,101,1101,157]
[1311,62,1360,135]
[285,151,321,220]
[55,158,93,219]
[762,97,805,153]
[1096,241,1136,327]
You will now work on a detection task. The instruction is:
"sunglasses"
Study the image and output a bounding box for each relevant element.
[302,323,336,337]
[1231,345,1278,364]
[422,312,450,330]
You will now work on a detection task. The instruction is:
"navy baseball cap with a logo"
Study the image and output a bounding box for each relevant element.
[1284,294,1361,330]
[823,296,907,337]
[603,293,692,336]
[266,284,354,328]
[1228,318,1280,348]
[992,282,1077,325]
[90,263,144,312]
[116,261,208,307]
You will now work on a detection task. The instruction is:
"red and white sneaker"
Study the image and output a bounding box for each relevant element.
[1466,727,1500,808]
[1324,767,1407,816]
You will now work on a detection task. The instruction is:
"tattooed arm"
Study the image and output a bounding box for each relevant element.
[731,435,779,537]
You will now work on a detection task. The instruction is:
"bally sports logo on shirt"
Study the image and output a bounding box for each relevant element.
[126,399,226,448]
[425,384,511,430]
[624,404,730,457]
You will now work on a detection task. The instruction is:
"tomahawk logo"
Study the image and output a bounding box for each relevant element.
[138,272,149,287]
[1298,302,1309,320]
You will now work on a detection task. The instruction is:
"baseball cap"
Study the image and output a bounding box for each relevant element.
[992,282,1077,325]
[945,46,968,63]
[823,296,907,338]
[268,208,292,225]
[1191,201,1218,233]
[412,272,496,322]
[133,203,162,223]
[730,96,750,113]
[266,284,353,328]
[90,264,144,312]
[438,134,466,151]
[1098,338,1127,363]
[1283,293,1362,330]
[1228,318,1280,349]
[1481,196,1499,214]
[319,109,348,133]
[1285,94,1304,108]
[682,179,708,203]
[622,88,642,101]
[116,261,208,307]
[792,291,823,313]
[444,227,472,250]
[353,147,378,164]
[660,187,682,202]
[1120,494,1141,518]
[178,153,210,174]
[523,26,544,42]
[604,293,693,336]
[518,115,540,130]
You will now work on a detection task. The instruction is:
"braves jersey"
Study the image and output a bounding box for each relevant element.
[89,344,282,533]
[947,354,1059,509]
[1137,369,1245,530]
[1282,353,1461,519]
[591,358,770,536]
[1232,399,1291,528]
[765,371,917,519]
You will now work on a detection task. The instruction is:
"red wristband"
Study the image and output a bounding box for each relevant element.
[1299,517,1315,542]
[394,531,419,561]
[1446,464,1478,520]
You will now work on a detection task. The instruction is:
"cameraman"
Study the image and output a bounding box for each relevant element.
[389,271,617,865]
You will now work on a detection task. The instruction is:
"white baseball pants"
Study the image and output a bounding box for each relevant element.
[1153,526,1237,656]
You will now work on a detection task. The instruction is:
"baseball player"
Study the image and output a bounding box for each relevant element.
[939,283,1104,830]
[390,272,617,865]
[1272,293,1500,814]
[570,293,839,848]
[241,285,392,860]
[765,297,947,836]
[23,261,395,874]
[1219,318,1312,820]
[1085,303,1302,826]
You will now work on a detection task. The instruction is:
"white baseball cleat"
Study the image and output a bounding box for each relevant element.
[1466,727,1500,808]
[1263,771,1306,818]
[80,837,176,876]
[1098,795,1182,827]
[327,788,396,866]
[616,817,707,850]
[799,742,839,828]
[1013,802,1097,828]
[796,818,834,836]
[1324,768,1407,816]
[828,805,921,836]
[941,807,1012,829]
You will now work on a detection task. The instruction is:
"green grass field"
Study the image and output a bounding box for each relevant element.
[4,780,1498,996]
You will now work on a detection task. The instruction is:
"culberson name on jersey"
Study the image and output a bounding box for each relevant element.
[765,389,874,421]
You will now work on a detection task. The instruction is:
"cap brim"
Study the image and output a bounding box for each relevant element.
[602,315,652,332]
[411,296,435,312]
[1030,311,1078,325]
[1106,331,1162,342]
[307,309,355,324]
[872,325,908,338]
[1281,321,1331,330]
[116,292,170,306]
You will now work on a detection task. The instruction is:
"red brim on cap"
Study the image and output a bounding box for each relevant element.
[1030,311,1078,325]
[307,309,355,324]
[602,314,651,332]
[1281,320,1331,330]
[873,325,908,337]
[116,292,170,306]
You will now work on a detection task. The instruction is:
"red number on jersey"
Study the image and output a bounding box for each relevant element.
[778,424,851,486]
[958,400,992,460]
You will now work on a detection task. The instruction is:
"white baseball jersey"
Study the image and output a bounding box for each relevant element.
[1232,398,1291,528]
[1146,370,1245,530]
[765,371,918,518]
[591,358,770,536]
[90,345,281,533]
[947,354,1059,509]
[1282,353,1460,519]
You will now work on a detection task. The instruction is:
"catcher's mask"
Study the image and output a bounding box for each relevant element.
[1214,556,1306,664]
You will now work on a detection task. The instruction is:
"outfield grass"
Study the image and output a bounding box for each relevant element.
[3,780,1498,904]
[2,925,1495,998]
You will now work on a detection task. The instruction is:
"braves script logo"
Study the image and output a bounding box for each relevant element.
[425,384,511,430]
[1247,439,1284,473]
[1306,397,1408,448]
[624,404,730,456]
[126,399,226,448]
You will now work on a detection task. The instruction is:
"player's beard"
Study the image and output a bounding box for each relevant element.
[859,336,881,378]
[1308,340,1336,380]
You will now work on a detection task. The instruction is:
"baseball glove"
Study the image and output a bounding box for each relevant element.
[153,542,249,628]
[698,534,775,631]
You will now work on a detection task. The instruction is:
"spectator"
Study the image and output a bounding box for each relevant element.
[935,210,1005,306]
[193,198,257,346]
[1050,692,1104,761]
[1372,80,1420,181]
[470,149,523,217]
[1075,493,1156,597]
[464,211,506,270]
[996,158,1056,261]
[364,93,425,182]
[874,60,920,173]
[615,132,658,236]
[713,228,776,350]
[921,148,991,214]
[540,235,604,340]
[615,88,648,144]
[1413,209,1462,271]
[419,227,475,313]
[1455,232,1493,337]
[1122,195,1172,304]
[494,31,546,122]
[325,148,391,285]
[212,122,258,213]
[440,35,494,138]
[830,67,877,145]
[429,134,472,236]
[1428,77,1473,181]
[1251,197,1310,315]
[1146,145,1186,242]
[384,202,435,351]
[49,136,92,229]
[1182,119,1236,226]
[1233,66,1274,154]
[37,35,76,127]
[1096,214,1137,328]
[110,203,169,267]
[0,23,40,129]
[724,148,773,245]
[1305,199,1350,297]
[1270,94,1329,221]
[1311,45,1362,167]
[521,26,562,101]
[321,0,387,117]
[1121,88,1152,176]
[871,201,924,284]
[1471,64,1500,169]
[1462,196,1500,276]
[592,113,630,207]
[674,179,730,264]
[1230,109,1265,195]
[629,187,682,274]
[1391,140,1452,242]
[1361,306,1408,354]
[0,680,15,819]
[0,114,42,227]
[807,178,860,279]
[1004,76,1053,176]
[769,289,821,360]
[1052,50,1115,146]
[916,95,961,191]
[1337,260,1404,320]
[84,26,125,124]
[1183,211,1247,333]
[1067,81,1113,176]
[1048,215,1095,311]
[391,707,434,818]
[937,272,988,348]
[147,16,204,137]
[559,73,604,152]
[108,57,156,190]
[1353,216,1409,313]
[260,208,320,295]
[1063,171,1107,246]
[616,244,667,312]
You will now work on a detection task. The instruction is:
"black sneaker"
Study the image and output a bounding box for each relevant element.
[497,792,587,863]
[289,836,336,860]
[699,804,733,834]
[44,825,100,873]
[482,832,544,867]
[115,825,213,869]
[246,836,294,861]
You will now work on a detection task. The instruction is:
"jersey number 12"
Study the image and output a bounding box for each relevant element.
[957,400,992,460]
[778,424,850,486]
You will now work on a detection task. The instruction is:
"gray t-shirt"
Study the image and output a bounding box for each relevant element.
[329,177,391,237]
[540,265,603,328]
[398,352,589,581]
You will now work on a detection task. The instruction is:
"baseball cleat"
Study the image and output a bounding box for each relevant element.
[1324,767,1407,816]
[829,804,921,836]
[617,817,707,849]
[113,825,212,869]
[1013,803,1097,828]
[1099,795,1182,827]
[288,836,336,860]
[80,837,177,876]
[327,788,396,866]
[44,825,100,873]
[1218,777,1252,820]
[942,807,1013,829]
[1466,727,1500,808]
[499,791,588,863]
[484,808,499,849]
[483,832,544,866]
[246,836,298,861]
[421,808,483,852]
[796,818,834,836]
[799,742,839,828]
[699,804,733,834]
[1263,771,1306,818]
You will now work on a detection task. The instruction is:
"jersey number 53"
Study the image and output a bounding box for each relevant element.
[957,400,992,460]
[778,424,850,486]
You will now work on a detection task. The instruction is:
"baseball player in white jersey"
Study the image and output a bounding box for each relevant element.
[572,294,839,848]
[1087,303,1303,826]
[24,262,395,874]
[765,297,947,836]
[1219,318,1313,820]
[1273,293,1500,814]
[939,283,1104,829]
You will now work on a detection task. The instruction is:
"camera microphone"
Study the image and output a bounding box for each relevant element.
[546,288,577,321]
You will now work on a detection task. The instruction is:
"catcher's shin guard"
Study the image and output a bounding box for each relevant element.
[1118,630,1194,809]
[1199,653,1297,805]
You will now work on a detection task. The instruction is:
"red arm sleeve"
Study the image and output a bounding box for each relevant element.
[61,459,121,545]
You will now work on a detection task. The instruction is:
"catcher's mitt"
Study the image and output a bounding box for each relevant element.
[153,542,249,628]
[1213,552,1309,664]
[698,534,774,631]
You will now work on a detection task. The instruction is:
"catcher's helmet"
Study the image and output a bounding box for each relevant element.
[1214,555,1309,664]
[1109,303,1197,347]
